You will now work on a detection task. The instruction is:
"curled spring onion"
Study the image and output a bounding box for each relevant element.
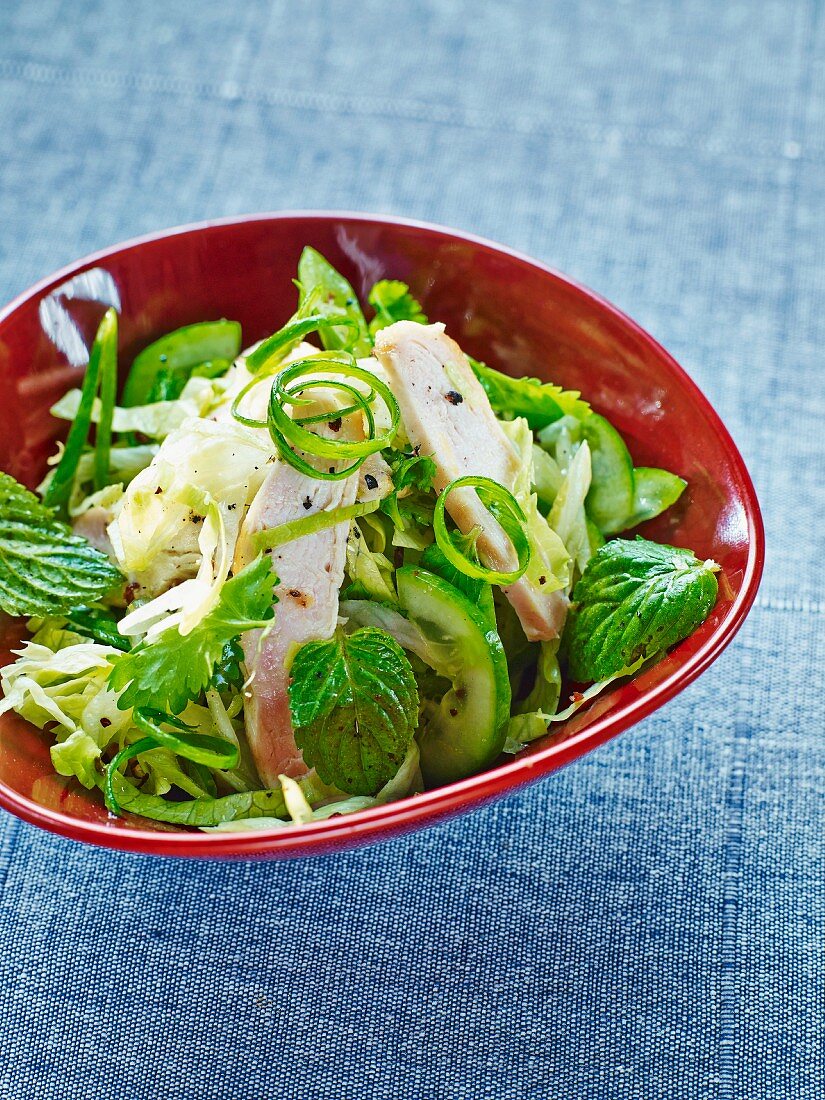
[133,709,240,769]
[264,352,400,481]
[104,736,155,814]
[93,309,118,491]
[253,499,380,552]
[433,476,531,585]
[104,708,240,815]
[43,307,117,510]
[244,312,359,375]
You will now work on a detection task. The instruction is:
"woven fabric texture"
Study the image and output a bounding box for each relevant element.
[0,2,822,1098]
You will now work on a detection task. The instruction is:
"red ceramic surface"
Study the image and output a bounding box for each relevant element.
[0,213,764,858]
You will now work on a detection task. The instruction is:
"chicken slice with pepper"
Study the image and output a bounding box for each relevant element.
[233,392,362,785]
[373,320,567,641]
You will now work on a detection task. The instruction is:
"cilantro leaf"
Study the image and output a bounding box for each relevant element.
[210,637,245,693]
[368,280,428,335]
[289,627,419,795]
[0,472,122,617]
[109,555,277,713]
[469,356,590,430]
[562,536,719,681]
[297,246,372,358]
[380,448,437,533]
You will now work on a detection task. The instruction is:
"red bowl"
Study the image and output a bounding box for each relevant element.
[0,213,764,858]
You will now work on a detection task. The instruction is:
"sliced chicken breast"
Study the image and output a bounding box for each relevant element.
[234,390,362,786]
[72,506,116,561]
[374,321,567,641]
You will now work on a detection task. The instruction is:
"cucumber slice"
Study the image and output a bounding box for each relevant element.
[397,566,510,787]
[419,540,496,630]
[122,320,242,406]
[583,413,635,535]
[625,467,686,528]
[585,515,606,556]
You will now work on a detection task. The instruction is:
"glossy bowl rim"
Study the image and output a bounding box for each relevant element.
[0,210,765,858]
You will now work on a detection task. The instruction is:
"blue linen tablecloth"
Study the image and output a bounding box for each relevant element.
[0,3,823,1097]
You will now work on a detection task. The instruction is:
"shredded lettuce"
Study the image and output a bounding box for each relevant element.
[0,636,129,788]
[537,414,583,471]
[107,418,273,634]
[344,520,398,603]
[500,417,570,594]
[53,390,195,440]
[503,657,646,754]
[546,439,593,582]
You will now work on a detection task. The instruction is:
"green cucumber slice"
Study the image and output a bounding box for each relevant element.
[397,566,510,787]
[583,413,635,535]
[419,541,496,630]
[625,467,686,528]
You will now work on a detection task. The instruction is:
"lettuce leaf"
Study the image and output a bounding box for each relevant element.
[546,439,593,582]
[344,520,397,603]
[0,633,131,788]
[499,418,570,594]
[108,417,271,581]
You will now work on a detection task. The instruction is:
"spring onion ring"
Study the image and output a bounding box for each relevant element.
[433,476,530,585]
[133,709,240,770]
[253,499,380,551]
[104,735,156,814]
[103,710,240,814]
[266,352,400,481]
[245,312,359,374]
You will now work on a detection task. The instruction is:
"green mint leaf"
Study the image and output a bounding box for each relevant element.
[289,627,419,796]
[0,472,123,617]
[562,536,719,681]
[368,280,428,335]
[108,555,277,713]
[297,247,372,358]
[468,356,590,431]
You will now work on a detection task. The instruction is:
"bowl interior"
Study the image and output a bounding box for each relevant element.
[0,214,762,856]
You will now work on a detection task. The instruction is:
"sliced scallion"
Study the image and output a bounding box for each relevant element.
[132,708,239,770]
[253,499,380,552]
[245,312,359,375]
[93,309,118,491]
[266,353,399,481]
[433,476,531,585]
[42,307,115,510]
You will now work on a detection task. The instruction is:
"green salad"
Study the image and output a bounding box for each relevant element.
[0,248,719,829]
